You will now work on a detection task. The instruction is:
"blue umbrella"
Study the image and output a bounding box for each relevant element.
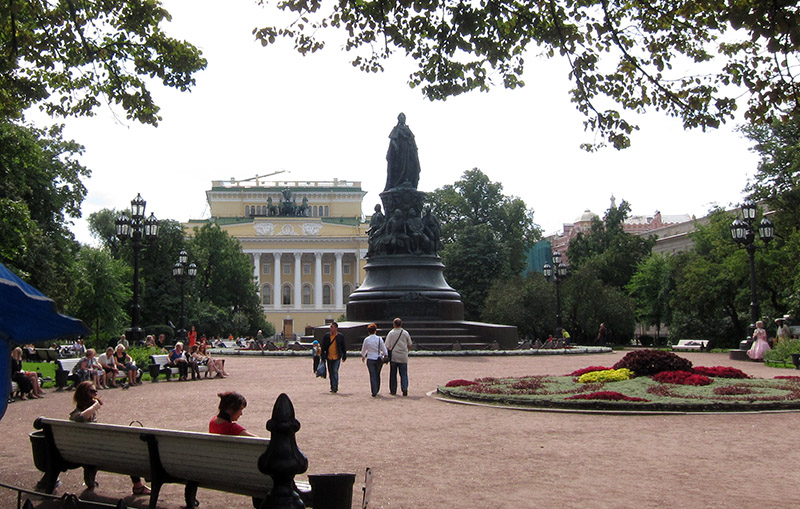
[0,262,90,419]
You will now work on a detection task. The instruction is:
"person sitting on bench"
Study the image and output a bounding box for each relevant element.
[69,381,151,496]
[169,342,190,381]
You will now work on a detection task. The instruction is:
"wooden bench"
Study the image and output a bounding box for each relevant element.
[32,416,312,508]
[56,358,140,390]
[149,354,208,381]
[671,339,709,352]
[35,348,60,362]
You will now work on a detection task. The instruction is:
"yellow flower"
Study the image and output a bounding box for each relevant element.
[578,368,634,383]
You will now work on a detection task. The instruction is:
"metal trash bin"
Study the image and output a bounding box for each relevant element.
[29,430,47,472]
[308,473,356,509]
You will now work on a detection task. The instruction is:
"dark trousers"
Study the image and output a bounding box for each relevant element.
[366,359,383,396]
[171,361,188,379]
[389,361,408,394]
[327,358,341,392]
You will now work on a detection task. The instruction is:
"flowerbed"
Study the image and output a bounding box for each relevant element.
[437,350,800,412]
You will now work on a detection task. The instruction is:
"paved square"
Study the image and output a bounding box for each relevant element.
[2,351,795,508]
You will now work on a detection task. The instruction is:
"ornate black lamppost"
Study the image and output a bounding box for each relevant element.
[172,249,196,341]
[543,250,568,331]
[730,202,774,329]
[116,194,159,344]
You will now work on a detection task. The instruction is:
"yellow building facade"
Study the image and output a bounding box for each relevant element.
[187,179,369,337]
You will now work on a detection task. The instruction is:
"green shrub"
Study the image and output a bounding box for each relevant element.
[764,339,800,363]
[128,346,166,369]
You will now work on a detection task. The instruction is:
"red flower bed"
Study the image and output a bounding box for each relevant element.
[713,385,753,395]
[693,366,749,378]
[445,379,478,387]
[652,370,712,386]
[566,391,649,402]
[774,376,800,381]
[510,378,546,391]
[463,384,505,394]
[568,366,613,377]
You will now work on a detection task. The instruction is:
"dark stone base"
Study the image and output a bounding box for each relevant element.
[314,320,519,351]
[347,254,464,322]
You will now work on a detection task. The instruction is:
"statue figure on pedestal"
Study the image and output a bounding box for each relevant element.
[384,112,421,191]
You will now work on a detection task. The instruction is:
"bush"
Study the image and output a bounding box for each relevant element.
[565,391,648,402]
[128,346,166,369]
[652,370,712,386]
[763,339,800,363]
[613,349,693,376]
[693,366,749,379]
[578,368,634,383]
[568,366,613,377]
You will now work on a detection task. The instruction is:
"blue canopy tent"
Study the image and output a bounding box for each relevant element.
[0,262,90,419]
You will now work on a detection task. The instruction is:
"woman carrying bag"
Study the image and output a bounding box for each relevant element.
[360,323,388,397]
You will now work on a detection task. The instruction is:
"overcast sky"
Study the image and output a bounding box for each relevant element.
[33,0,760,245]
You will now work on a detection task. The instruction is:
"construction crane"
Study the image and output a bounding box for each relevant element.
[229,170,288,186]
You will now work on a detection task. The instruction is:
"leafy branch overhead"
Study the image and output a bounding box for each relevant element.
[1,0,207,124]
[255,0,800,150]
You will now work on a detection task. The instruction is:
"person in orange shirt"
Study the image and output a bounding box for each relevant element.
[320,322,347,393]
[188,325,197,348]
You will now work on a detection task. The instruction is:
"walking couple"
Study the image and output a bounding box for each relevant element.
[361,318,413,397]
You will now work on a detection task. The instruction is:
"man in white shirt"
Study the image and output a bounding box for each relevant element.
[385,317,413,396]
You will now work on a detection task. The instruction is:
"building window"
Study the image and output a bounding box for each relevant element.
[343,284,352,304]
[323,264,331,275]
[283,263,291,275]
[324,205,329,216]
[262,285,272,305]
[322,285,332,305]
[343,263,351,275]
[282,284,292,305]
[312,205,318,217]
[303,263,311,275]
[302,284,312,305]
[245,205,251,216]
[263,264,271,274]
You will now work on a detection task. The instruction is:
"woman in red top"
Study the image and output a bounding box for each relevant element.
[208,392,255,436]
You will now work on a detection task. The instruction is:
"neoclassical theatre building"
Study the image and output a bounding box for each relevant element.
[186,178,369,337]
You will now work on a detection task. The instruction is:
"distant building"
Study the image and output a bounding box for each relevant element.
[186,178,368,338]
[534,197,698,273]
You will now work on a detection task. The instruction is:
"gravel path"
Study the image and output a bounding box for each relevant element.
[1,350,796,508]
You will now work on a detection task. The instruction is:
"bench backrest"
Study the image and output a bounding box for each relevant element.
[150,354,170,367]
[38,418,152,479]
[36,417,274,496]
[57,358,82,372]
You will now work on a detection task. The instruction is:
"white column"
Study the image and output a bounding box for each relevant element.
[273,252,281,310]
[334,252,344,308]
[314,252,323,309]
[354,251,360,287]
[253,253,261,297]
[294,252,302,309]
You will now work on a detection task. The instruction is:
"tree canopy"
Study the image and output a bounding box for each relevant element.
[426,168,539,319]
[1,0,206,123]
[567,199,655,289]
[256,0,800,149]
[0,119,88,303]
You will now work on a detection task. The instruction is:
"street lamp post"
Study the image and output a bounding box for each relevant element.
[172,249,197,341]
[543,250,569,332]
[730,202,774,330]
[116,194,159,344]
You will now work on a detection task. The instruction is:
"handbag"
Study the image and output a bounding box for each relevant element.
[316,359,327,378]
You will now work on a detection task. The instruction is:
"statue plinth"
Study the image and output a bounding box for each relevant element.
[346,254,464,322]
